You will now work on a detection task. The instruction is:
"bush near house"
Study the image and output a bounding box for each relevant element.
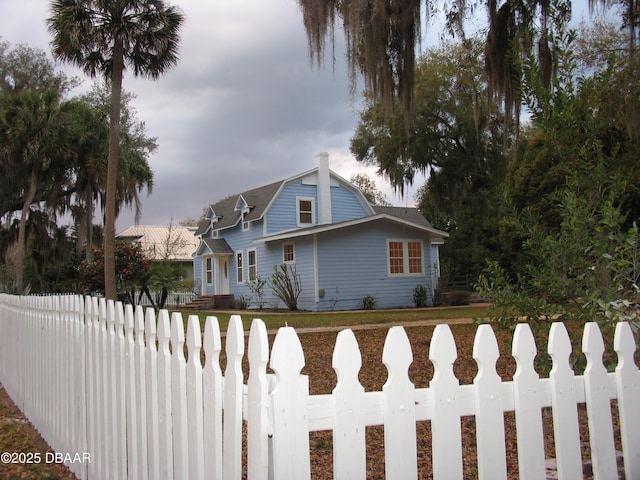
[78,240,150,300]
[268,264,302,311]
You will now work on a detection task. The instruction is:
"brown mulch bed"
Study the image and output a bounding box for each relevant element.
[0,386,76,480]
[0,320,634,479]
[290,322,631,479]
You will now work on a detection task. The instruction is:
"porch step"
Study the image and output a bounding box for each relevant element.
[183,295,235,310]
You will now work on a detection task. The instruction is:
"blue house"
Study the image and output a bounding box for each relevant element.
[193,152,448,311]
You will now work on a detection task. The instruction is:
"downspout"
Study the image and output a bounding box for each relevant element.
[313,233,319,306]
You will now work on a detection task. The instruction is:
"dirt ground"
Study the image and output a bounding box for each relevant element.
[0,385,76,480]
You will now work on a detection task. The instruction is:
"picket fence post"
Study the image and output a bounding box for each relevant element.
[170,312,189,480]
[270,326,311,479]
[73,295,89,480]
[84,296,98,479]
[59,296,70,460]
[223,315,245,480]
[548,322,583,479]
[473,324,507,480]
[332,329,366,480]
[124,304,139,480]
[156,309,174,479]
[144,308,160,480]
[52,295,62,454]
[247,318,271,480]
[511,323,546,480]
[382,326,418,479]
[429,324,463,479]
[614,321,640,479]
[582,322,618,478]
[186,315,205,480]
[135,306,150,480]
[202,316,223,479]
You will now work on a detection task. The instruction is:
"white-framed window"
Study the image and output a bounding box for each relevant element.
[242,210,250,231]
[236,251,244,283]
[297,197,315,226]
[205,257,213,285]
[283,242,295,263]
[387,239,424,276]
[248,249,257,281]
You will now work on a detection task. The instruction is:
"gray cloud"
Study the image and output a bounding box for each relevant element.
[2,0,423,232]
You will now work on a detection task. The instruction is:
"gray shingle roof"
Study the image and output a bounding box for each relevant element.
[195,180,282,236]
[194,174,439,239]
[372,205,435,229]
[201,238,234,255]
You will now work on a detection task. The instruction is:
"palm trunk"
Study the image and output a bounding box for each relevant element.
[84,188,95,262]
[104,39,125,301]
[76,193,94,263]
[16,169,39,294]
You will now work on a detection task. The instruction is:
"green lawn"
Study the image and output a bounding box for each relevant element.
[170,304,491,332]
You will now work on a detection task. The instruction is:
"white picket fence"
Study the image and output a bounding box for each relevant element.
[0,293,639,480]
[136,290,196,308]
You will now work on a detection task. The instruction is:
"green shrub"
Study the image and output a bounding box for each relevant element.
[413,284,428,307]
[448,290,470,306]
[360,294,377,310]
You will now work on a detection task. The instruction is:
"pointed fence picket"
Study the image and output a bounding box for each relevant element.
[473,324,507,480]
[382,326,418,479]
[332,329,366,480]
[512,323,546,479]
[186,315,205,480]
[0,293,639,480]
[202,316,223,479]
[614,321,640,479]
[429,324,464,479]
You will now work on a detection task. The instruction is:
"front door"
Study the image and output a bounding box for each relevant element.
[216,255,230,295]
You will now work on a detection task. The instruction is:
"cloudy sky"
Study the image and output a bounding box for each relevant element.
[2,0,433,231]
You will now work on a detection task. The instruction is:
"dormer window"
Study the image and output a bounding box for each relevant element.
[206,207,220,234]
[297,197,315,226]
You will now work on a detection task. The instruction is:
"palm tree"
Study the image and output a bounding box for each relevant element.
[0,89,70,293]
[66,84,155,263]
[62,98,107,262]
[48,0,184,300]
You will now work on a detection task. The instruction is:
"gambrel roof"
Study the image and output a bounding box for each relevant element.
[194,161,450,246]
[194,164,374,237]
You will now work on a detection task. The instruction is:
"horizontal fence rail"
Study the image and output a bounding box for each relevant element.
[0,294,638,479]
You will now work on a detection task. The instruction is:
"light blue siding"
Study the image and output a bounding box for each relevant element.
[313,222,436,311]
[330,185,369,222]
[193,255,203,292]
[251,238,317,309]
[265,181,317,234]
[217,218,308,309]
[265,181,369,235]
